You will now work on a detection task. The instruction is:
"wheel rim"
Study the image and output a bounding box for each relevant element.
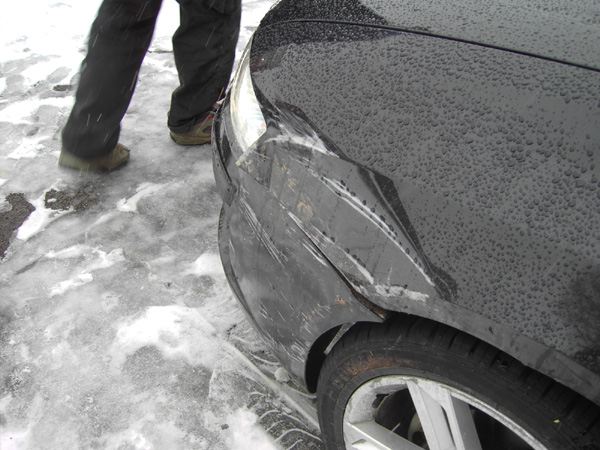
[343,375,547,450]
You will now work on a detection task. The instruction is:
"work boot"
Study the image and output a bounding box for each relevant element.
[170,111,214,146]
[58,143,130,172]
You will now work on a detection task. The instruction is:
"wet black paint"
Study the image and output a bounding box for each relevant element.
[213,0,600,404]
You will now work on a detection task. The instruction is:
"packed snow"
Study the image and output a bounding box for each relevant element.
[0,1,324,449]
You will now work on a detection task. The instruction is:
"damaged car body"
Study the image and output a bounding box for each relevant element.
[212,0,600,448]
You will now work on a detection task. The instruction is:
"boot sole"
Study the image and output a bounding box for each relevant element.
[170,132,211,146]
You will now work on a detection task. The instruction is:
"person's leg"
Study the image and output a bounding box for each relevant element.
[62,0,163,160]
[168,0,241,134]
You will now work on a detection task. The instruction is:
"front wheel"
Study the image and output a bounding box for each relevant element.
[317,317,600,450]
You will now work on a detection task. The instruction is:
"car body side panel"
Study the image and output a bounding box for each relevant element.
[244,22,600,401]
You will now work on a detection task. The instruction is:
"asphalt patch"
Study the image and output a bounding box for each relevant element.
[0,193,35,259]
[1,186,99,258]
[44,185,99,211]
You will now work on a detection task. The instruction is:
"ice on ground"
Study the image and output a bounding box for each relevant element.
[49,272,94,297]
[116,182,170,213]
[0,0,321,449]
[86,248,126,271]
[110,305,225,371]
[0,97,72,125]
[0,1,99,61]
[19,57,70,86]
[185,253,224,278]
[7,136,49,160]
[16,187,73,241]
[226,408,282,450]
[45,244,92,259]
[48,247,125,296]
[0,428,30,450]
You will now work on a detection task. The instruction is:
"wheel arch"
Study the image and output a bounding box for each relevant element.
[305,309,600,407]
[315,315,600,450]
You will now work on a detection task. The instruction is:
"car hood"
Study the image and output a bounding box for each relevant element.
[261,0,600,71]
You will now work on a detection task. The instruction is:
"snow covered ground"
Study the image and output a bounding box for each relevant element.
[0,1,324,448]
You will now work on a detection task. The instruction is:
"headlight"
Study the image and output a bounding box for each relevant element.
[230,44,267,152]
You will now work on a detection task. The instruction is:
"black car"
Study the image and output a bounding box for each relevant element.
[212,0,600,448]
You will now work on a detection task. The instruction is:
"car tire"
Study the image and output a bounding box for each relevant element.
[317,317,600,450]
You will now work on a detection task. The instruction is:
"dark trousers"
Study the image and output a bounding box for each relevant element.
[62,0,241,159]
